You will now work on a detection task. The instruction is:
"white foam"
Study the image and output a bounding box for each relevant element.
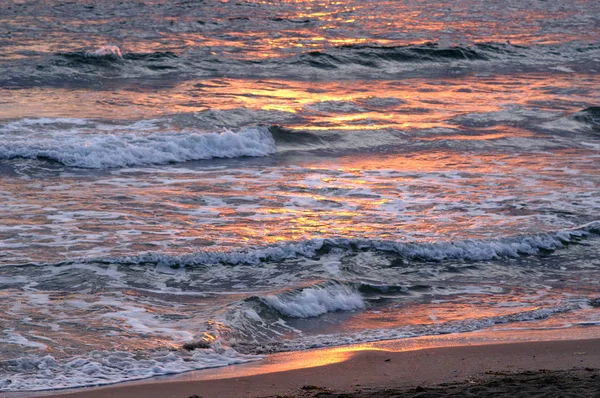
[0,330,47,350]
[5,117,90,126]
[88,45,123,58]
[102,305,195,341]
[263,284,364,318]
[549,65,574,73]
[0,121,275,168]
[0,347,261,391]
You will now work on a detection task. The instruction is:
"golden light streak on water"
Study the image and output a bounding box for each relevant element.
[2,73,598,132]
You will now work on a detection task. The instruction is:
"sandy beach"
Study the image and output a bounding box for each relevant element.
[33,337,600,398]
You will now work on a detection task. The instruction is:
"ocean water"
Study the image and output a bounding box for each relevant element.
[1,0,600,392]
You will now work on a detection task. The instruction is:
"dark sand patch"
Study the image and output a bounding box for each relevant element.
[276,368,600,397]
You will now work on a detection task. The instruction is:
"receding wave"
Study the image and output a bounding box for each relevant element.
[230,303,577,354]
[0,120,275,168]
[224,280,581,355]
[0,347,260,392]
[92,221,600,268]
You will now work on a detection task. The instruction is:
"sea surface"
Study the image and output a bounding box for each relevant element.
[1,0,600,392]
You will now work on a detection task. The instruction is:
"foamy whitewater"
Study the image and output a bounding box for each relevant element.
[1,0,600,393]
[0,119,275,168]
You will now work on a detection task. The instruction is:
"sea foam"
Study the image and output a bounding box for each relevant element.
[0,347,260,391]
[87,45,123,58]
[0,120,275,168]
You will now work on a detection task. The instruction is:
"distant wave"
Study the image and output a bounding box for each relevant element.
[44,45,180,72]
[87,45,123,58]
[10,41,598,86]
[0,119,275,168]
[55,43,494,71]
[294,42,491,69]
[52,45,125,67]
[288,41,600,71]
[94,221,600,267]
[56,45,178,61]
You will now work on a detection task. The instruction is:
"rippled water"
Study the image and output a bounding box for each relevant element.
[1,0,600,392]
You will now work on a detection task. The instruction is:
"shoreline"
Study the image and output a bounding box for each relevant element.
[9,327,600,398]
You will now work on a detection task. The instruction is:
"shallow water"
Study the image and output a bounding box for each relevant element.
[1,0,599,392]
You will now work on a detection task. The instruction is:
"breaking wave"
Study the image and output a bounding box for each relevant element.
[262,283,364,318]
[221,282,583,355]
[51,46,125,68]
[90,221,600,267]
[0,119,275,168]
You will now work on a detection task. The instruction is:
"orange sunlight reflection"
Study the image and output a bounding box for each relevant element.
[174,326,600,383]
[3,73,596,136]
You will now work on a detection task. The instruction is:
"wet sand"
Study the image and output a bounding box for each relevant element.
[35,338,600,398]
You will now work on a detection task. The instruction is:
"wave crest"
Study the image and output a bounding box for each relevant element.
[0,121,275,168]
[49,46,180,71]
[94,221,600,267]
[262,283,364,318]
[293,42,500,70]
[87,45,123,58]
